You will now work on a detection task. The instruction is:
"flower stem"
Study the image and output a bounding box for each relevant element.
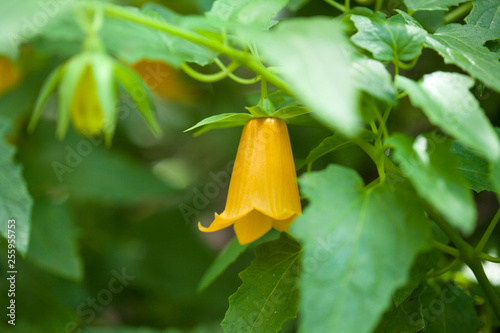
[425,203,500,321]
[476,208,500,253]
[444,2,473,24]
[98,3,293,96]
[323,0,347,12]
[181,61,239,82]
[432,240,460,257]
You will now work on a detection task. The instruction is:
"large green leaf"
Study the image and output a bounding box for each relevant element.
[27,201,83,281]
[375,286,426,333]
[393,250,440,306]
[0,0,74,58]
[424,24,500,93]
[222,233,300,333]
[420,283,483,332]
[207,0,288,29]
[387,134,476,235]
[0,118,33,255]
[397,72,500,162]
[292,165,430,333]
[352,58,397,105]
[402,0,468,11]
[450,141,494,192]
[250,18,361,136]
[465,0,500,32]
[350,15,427,62]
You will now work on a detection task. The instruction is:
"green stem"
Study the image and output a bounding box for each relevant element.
[444,2,473,24]
[181,61,239,82]
[432,240,460,257]
[426,204,500,321]
[345,0,350,11]
[98,3,293,95]
[398,54,420,71]
[426,258,460,278]
[479,253,500,263]
[476,208,500,253]
[214,58,261,85]
[375,0,383,12]
[323,0,347,12]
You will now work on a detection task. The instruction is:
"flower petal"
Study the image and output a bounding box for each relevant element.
[233,210,273,244]
[198,213,236,233]
[223,118,302,220]
[272,215,297,232]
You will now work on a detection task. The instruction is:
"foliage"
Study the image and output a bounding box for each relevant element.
[1,0,500,332]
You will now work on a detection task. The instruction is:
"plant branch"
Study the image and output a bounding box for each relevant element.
[181,61,239,82]
[444,2,473,24]
[323,0,347,12]
[476,208,500,253]
[425,204,500,321]
[97,3,293,95]
[432,240,460,257]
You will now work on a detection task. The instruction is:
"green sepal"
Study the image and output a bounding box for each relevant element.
[271,106,311,119]
[28,64,65,132]
[57,54,88,139]
[185,113,253,135]
[246,105,269,117]
[113,61,162,137]
[89,53,118,146]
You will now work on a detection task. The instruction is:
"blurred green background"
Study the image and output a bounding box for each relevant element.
[0,0,500,332]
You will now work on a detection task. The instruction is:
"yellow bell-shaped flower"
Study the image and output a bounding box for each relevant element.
[199,118,301,244]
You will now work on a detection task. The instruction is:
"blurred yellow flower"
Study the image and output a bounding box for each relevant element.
[199,118,301,244]
[0,57,21,96]
[70,65,104,135]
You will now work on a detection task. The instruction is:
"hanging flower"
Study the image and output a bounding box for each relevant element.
[199,118,301,244]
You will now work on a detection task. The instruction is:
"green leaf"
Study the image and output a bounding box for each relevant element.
[387,134,476,235]
[424,24,500,93]
[397,72,500,162]
[465,0,500,32]
[271,106,310,119]
[114,61,161,136]
[207,0,288,29]
[27,201,83,281]
[0,0,74,58]
[28,65,65,132]
[390,9,424,29]
[420,282,483,332]
[57,54,88,139]
[222,233,300,333]
[197,237,249,292]
[292,165,430,333]
[296,130,377,170]
[402,0,468,11]
[0,118,33,255]
[350,15,427,62]
[185,113,253,134]
[393,250,441,306]
[352,58,397,105]
[450,141,494,192]
[375,285,426,333]
[250,18,361,136]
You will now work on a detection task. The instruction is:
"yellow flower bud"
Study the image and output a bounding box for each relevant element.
[70,65,104,135]
[199,118,302,244]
